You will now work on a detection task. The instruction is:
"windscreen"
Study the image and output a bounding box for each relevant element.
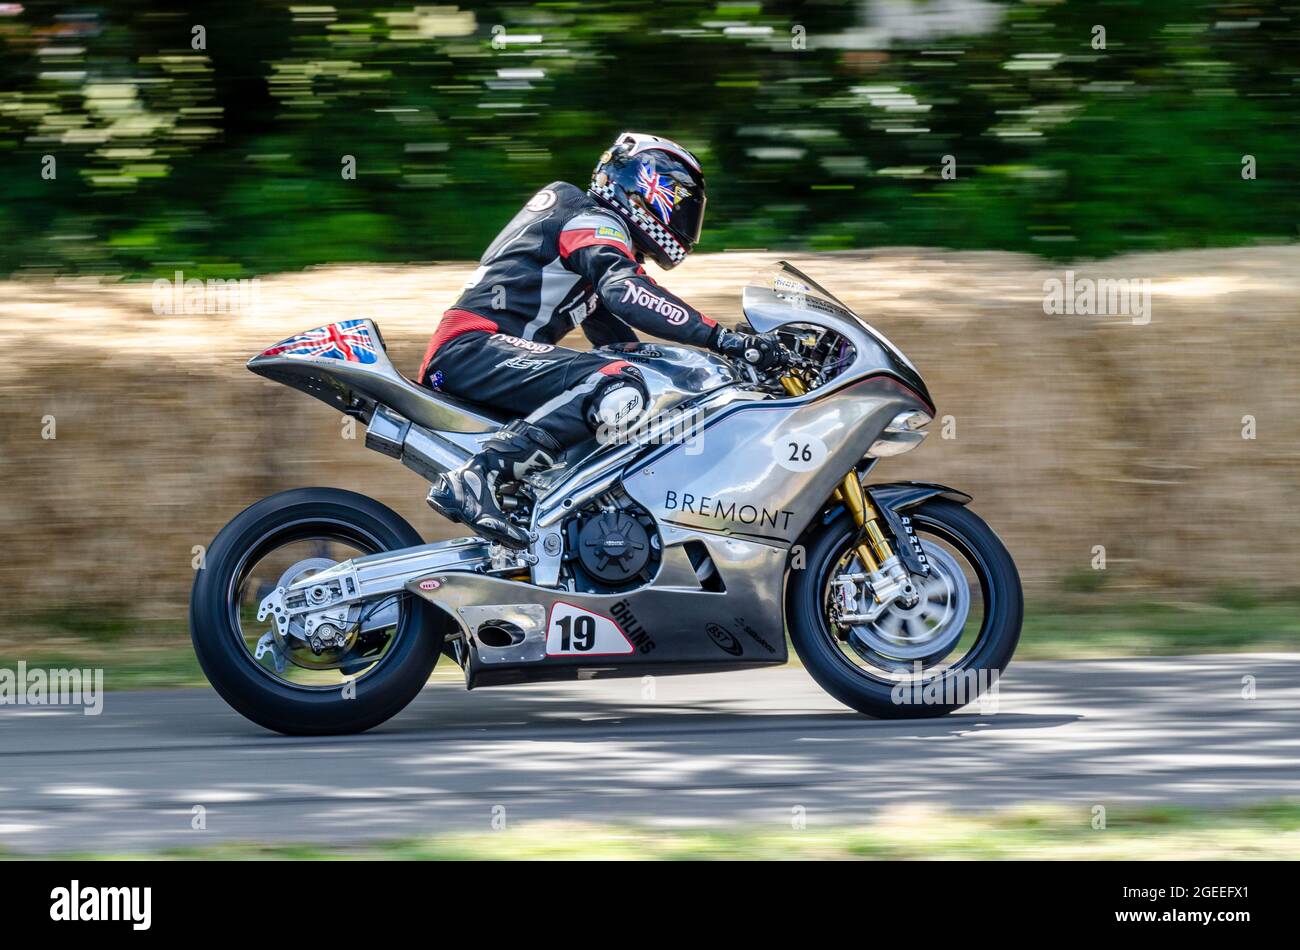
[747,261,920,375]
[749,261,857,319]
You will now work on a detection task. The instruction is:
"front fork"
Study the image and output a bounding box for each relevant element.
[781,374,918,619]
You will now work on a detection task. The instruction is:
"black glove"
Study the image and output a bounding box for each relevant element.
[713,328,788,371]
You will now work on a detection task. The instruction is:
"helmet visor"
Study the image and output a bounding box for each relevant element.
[629,156,705,247]
[669,188,705,247]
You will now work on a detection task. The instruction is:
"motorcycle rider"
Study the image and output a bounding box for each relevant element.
[420,131,787,547]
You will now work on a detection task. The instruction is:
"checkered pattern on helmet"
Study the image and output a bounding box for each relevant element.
[590,181,688,265]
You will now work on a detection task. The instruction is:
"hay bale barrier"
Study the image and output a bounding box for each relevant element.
[3,247,1297,624]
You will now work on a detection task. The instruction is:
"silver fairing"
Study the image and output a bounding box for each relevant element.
[741,282,930,404]
[409,527,790,688]
[594,342,739,418]
[622,373,923,545]
[578,273,934,549]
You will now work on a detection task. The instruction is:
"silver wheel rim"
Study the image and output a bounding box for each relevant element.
[230,524,405,690]
[840,539,971,668]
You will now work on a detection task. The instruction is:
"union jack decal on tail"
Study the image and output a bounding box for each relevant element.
[636,161,676,223]
[260,320,379,364]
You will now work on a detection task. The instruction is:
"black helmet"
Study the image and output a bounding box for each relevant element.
[589,131,705,269]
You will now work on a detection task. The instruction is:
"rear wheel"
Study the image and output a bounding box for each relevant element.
[190,488,444,735]
[788,499,1021,718]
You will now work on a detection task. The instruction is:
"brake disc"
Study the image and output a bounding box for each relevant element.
[846,540,971,670]
[271,557,360,670]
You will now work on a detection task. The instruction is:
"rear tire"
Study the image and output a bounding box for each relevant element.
[788,499,1021,718]
[190,488,443,735]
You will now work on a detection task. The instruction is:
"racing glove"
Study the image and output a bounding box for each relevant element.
[712,328,788,371]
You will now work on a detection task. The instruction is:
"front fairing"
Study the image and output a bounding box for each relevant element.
[742,262,932,410]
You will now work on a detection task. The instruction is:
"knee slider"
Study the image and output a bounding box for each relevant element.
[588,375,649,434]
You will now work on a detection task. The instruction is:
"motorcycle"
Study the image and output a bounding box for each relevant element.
[191,262,1022,734]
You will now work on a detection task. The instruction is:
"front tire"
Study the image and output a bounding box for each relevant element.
[788,499,1022,718]
[190,488,443,735]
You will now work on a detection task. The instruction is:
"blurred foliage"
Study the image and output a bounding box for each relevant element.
[1,0,1296,276]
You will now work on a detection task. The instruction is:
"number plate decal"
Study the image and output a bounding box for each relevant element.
[546,602,635,656]
[773,431,828,472]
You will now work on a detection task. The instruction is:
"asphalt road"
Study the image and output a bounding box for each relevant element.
[2,654,1297,854]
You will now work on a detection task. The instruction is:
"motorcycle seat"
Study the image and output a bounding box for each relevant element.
[407,373,514,428]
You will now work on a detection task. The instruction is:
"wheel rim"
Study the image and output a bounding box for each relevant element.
[845,540,970,665]
[818,514,993,684]
[226,518,409,691]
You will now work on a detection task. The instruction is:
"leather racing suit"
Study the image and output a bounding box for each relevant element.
[417,180,720,447]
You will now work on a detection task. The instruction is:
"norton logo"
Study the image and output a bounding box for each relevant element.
[705,622,743,657]
[418,579,441,591]
[50,880,152,930]
[620,283,688,325]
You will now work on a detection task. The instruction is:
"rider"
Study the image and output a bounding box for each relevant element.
[419,131,786,548]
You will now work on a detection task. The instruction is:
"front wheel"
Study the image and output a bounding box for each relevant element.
[788,499,1022,718]
[190,488,444,735]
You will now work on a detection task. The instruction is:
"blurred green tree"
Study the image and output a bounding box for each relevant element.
[0,0,1295,275]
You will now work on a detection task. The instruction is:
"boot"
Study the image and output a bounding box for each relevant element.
[426,420,561,548]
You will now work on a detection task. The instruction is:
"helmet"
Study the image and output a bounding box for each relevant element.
[589,131,706,270]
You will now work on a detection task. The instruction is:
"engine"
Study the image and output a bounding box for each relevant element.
[562,491,661,593]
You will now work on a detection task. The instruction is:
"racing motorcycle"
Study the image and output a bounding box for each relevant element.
[191,263,1021,734]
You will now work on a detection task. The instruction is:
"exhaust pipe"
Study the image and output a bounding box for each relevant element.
[365,404,473,480]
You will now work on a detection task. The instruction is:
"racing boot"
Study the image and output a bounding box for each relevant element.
[426,419,562,548]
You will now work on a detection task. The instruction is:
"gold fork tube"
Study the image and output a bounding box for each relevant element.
[838,468,895,570]
[779,375,808,398]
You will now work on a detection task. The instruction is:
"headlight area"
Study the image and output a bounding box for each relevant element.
[868,409,932,457]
